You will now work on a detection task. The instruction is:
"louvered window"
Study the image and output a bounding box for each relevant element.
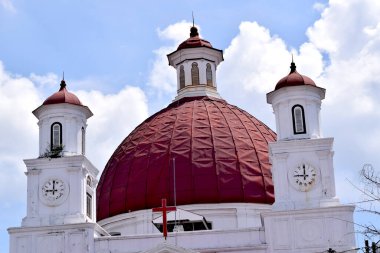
[179,65,185,89]
[191,62,199,85]
[292,105,306,134]
[206,63,213,86]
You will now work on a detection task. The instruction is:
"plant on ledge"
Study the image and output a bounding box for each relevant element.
[39,144,64,158]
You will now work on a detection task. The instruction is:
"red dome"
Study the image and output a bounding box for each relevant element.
[275,62,316,90]
[177,26,213,50]
[97,96,276,221]
[43,80,82,106]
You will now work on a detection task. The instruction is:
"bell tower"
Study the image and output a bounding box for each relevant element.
[262,62,355,253]
[9,79,100,253]
[266,62,338,210]
[21,78,98,226]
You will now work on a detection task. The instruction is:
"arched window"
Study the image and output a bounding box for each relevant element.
[87,176,92,186]
[292,105,306,134]
[191,62,199,85]
[82,127,86,155]
[51,122,62,150]
[206,63,213,86]
[179,65,185,89]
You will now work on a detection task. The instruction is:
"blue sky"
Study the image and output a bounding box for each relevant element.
[1,0,380,252]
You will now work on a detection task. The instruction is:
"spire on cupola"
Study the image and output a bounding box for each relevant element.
[59,71,67,91]
[167,20,224,101]
[290,54,296,73]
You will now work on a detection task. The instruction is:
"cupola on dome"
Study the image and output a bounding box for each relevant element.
[275,62,316,90]
[43,79,82,106]
[177,26,213,50]
[97,96,276,221]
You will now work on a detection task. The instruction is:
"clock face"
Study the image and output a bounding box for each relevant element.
[289,163,318,192]
[40,178,68,206]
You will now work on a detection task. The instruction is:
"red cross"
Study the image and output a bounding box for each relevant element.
[152,198,176,240]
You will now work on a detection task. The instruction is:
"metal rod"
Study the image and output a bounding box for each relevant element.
[173,157,177,226]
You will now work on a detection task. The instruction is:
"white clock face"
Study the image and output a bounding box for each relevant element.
[289,163,318,192]
[40,178,68,206]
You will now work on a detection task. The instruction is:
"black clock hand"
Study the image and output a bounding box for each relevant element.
[303,166,309,180]
[52,180,56,195]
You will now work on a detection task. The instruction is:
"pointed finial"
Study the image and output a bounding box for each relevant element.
[59,71,67,91]
[192,11,195,27]
[190,14,199,38]
[290,54,296,73]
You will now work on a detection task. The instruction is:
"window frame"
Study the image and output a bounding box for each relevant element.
[50,122,62,150]
[86,192,92,219]
[179,65,185,89]
[206,63,213,86]
[191,62,199,85]
[292,104,306,134]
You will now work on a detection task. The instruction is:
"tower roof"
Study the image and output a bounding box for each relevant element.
[43,79,82,106]
[96,96,276,221]
[177,26,213,50]
[275,62,316,90]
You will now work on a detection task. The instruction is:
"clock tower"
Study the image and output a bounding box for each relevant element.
[266,61,339,210]
[9,79,102,253]
[262,62,355,252]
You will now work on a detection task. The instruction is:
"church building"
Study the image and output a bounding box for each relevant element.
[8,25,356,253]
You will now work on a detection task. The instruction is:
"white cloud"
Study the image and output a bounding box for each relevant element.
[30,72,59,89]
[0,61,40,201]
[218,21,323,96]
[313,2,326,12]
[307,0,380,59]
[308,0,380,119]
[148,21,192,96]
[0,0,15,12]
[76,86,149,170]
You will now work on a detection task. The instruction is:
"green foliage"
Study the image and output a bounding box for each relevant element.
[39,144,64,158]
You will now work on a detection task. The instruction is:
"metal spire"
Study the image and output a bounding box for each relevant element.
[59,71,67,90]
[190,12,199,37]
[290,54,296,73]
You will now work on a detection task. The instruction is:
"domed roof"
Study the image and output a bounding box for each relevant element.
[43,80,82,106]
[275,62,316,90]
[177,26,213,50]
[97,96,276,221]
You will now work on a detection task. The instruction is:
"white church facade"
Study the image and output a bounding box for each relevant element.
[8,25,356,253]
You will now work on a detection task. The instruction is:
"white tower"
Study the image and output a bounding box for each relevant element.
[262,62,355,253]
[8,79,101,253]
[167,26,224,101]
[266,61,338,209]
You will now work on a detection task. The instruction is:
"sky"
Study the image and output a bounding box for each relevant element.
[1,0,380,251]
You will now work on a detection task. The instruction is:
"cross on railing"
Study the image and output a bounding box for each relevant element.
[152,198,176,240]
